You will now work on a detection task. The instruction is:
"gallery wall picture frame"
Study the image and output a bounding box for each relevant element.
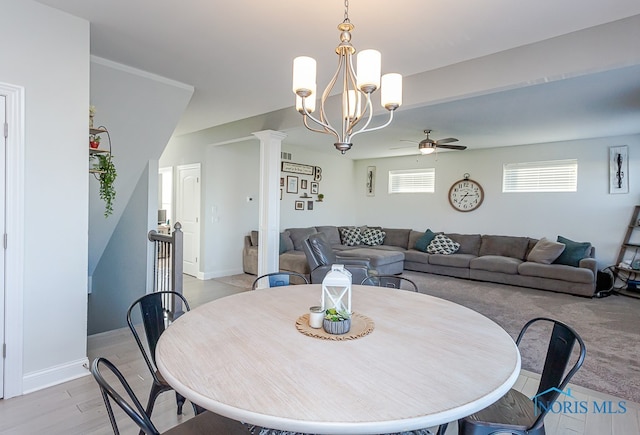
[280,177,284,187]
[310,182,319,194]
[307,200,314,210]
[300,179,308,190]
[280,189,283,200]
[366,166,376,196]
[295,200,304,210]
[609,145,629,194]
[287,175,299,194]
[282,161,315,175]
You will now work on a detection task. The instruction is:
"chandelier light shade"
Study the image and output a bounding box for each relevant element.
[292,0,402,154]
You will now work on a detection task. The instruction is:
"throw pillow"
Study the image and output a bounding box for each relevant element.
[414,229,437,252]
[526,237,565,264]
[340,227,362,246]
[426,234,460,255]
[553,236,592,267]
[361,228,386,246]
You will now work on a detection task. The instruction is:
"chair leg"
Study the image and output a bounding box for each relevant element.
[176,391,186,415]
[192,402,207,415]
[436,422,448,435]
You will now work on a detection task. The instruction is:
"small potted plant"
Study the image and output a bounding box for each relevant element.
[323,308,351,335]
[89,134,101,149]
[317,193,324,202]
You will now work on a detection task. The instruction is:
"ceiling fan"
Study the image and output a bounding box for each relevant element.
[395,129,467,154]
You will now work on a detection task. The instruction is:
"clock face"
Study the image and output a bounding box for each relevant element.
[448,178,484,212]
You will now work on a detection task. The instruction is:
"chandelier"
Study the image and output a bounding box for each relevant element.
[292,0,402,154]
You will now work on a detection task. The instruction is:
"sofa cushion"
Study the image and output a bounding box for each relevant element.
[527,237,565,264]
[446,233,481,256]
[361,228,386,246]
[428,253,475,268]
[340,227,362,246]
[518,261,594,284]
[339,248,404,267]
[427,234,460,255]
[414,229,437,252]
[287,227,318,251]
[315,226,342,245]
[479,235,530,260]
[382,228,412,248]
[553,236,592,267]
[470,255,522,274]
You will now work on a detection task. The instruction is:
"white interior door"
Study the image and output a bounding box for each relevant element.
[0,95,7,396]
[176,164,200,277]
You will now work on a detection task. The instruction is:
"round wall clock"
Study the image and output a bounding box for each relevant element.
[448,173,484,212]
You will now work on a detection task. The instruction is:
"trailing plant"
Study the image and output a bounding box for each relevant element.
[92,154,117,217]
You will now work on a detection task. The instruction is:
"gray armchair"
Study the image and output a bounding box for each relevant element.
[302,233,374,284]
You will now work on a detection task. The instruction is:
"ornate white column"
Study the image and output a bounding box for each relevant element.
[252,130,286,283]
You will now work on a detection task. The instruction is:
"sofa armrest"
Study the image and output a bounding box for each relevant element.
[335,255,370,267]
[243,235,253,250]
[579,257,598,278]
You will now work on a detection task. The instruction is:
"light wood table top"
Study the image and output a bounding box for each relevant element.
[156,285,520,434]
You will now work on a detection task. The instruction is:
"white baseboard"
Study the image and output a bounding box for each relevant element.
[22,357,90,395]
[201,268,245,280]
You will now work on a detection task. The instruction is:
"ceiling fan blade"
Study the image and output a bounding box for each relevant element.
[400,140,419,144]
[435,137,458,144]
[390,145,417,150]
[436,144,467,150]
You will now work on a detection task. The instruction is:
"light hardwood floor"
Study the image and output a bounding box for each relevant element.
[0,275,638,434]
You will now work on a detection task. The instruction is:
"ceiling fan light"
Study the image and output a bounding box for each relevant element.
[419,143,435,154]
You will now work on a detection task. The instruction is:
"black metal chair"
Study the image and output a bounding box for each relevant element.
[455,317,587,435]
[361,274,418,292]
[251,271,309,289]
[126,291,201,421]
[91,357,250,435]
[302,233,374,284]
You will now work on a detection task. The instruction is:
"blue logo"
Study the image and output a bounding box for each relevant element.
[531,387,626,415]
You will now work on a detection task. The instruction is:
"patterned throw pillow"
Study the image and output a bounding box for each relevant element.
[361,228,386,246]
[426,234,460,255]
[340,227,362,246]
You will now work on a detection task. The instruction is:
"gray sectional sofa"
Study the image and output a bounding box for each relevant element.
[242,226,597,297]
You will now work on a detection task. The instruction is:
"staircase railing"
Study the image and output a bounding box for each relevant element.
[147,222,184,317]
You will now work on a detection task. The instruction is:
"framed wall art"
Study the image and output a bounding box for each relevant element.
[295,200,304,210]
[609,145,629,194]
[300,179,308,190]
[366,166,376,196]
[310,182,319,194]
[286,175,299,194]
[307,200,314,210]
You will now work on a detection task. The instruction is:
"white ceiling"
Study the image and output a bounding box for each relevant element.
[35,0,640,159]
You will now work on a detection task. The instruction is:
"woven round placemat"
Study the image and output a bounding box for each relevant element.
[295,312,375,340]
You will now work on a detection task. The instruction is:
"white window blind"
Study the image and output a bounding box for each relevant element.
[388,168,435,193]
[503,159,577,192]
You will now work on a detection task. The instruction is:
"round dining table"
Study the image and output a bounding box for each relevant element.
[156,284,520,434]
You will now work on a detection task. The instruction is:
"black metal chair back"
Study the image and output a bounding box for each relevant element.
[457,317,586,435]
[127,291,196,419]
[92,357,160,435]
[519,317,587,429]
[361,274,418,292]
[251,272,309,289]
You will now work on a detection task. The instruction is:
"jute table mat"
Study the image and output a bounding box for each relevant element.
[295,312,375,340]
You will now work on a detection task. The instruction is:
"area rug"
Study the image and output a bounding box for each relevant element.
[399,271,640,404]
[216,272,640,404]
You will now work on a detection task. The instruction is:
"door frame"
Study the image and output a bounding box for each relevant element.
[0,82,26,398]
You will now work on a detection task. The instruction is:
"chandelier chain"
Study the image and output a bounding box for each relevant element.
[343,0,350,23]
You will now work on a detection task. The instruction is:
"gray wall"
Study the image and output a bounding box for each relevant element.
[354,134,640,267]
[88,58,193,334]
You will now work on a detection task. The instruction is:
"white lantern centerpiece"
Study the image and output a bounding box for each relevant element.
[321,265,352,334]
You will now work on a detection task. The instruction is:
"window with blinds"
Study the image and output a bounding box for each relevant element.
[388,168,435,193]
[503,159,578,192]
